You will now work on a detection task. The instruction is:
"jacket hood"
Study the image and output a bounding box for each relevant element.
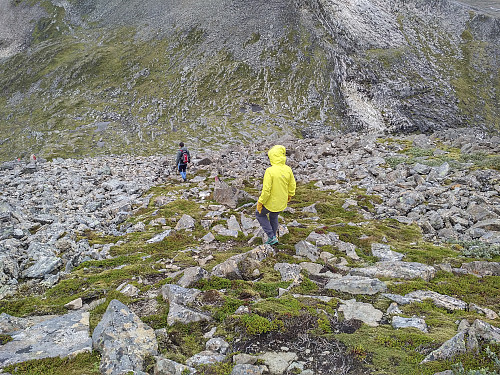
[268,145,286,166]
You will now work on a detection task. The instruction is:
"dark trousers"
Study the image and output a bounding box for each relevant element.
[255,205,279,239]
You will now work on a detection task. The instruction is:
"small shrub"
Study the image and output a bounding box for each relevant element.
[450,240,500,259]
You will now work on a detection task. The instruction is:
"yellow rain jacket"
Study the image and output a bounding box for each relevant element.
[258,145,296,212]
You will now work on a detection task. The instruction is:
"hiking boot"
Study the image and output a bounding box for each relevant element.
[265,236,279,245]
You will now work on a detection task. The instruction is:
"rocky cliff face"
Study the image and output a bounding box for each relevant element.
[0,0,499,161]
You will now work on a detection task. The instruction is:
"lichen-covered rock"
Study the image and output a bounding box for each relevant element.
[167,302,211,326]
[421,332,466,363]
[274,263,302,282]
[351,261,436,281]
[177,266,209,288]
[325,275,387,295]
[92,300,158,375]
[161,284,201,306]
[154,357,196,375]
[0,311,92,368]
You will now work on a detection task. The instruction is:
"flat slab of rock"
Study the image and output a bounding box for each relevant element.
[392,316,428,332]
[382,293,423,305]
[325,275,387,295]
[0,311,92,368]
[0,312,58,335]
[167,302,211,326]
[350,261,436,281]
[338,299,383,327]
[92,299,158,375]
[405,290,467,311]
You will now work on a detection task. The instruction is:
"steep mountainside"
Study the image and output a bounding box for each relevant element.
[0,0,499,161]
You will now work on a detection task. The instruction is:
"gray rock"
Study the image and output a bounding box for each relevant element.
[116,282,140,297]
[426,211,444,230]
[299,262,339,279]
[350,261,436,281]
[382,293,423,305]
[154,357,196,375]
[471,319,500,342]
[325,275,387,295]
[227,215,242,233]
[421,332,466,363]
[211,245,275,280]
[23,256,62,278]
[274,263,302,282]
[258,352,298,375]
[233,353,259,365]
[162,284,201,306]
[92,300,158,375]
[186,350,225,367]
[175,214,196,230]
[206,337,229,354]
[64,298,83,310]
[392,316,428,332]
[202,232,216,243]
[336,240,360,260]
[305,231,332,246]
[0,311,92,368]
[177,266,209,288]
[371,243,404,261]
[213,179,253,209]
[302,204,318,214]
[231,364,266,375]
[412,163,431,175]
[0,313,57,335]
[405,290,467,311]
[338,299,383,327]
[295,240,319,261]
[147,229,172,244]
[469,304,499,320]
[472,219,500,232]
[386,302,402,315]
[167,302,211,326]
[460,261,500,276]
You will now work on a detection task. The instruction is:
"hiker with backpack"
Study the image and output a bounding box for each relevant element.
[175,142,191,182]
[256,145,296,245]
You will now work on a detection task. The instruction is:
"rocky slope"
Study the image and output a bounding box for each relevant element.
[0,0,499,162]
[0,129,499,374]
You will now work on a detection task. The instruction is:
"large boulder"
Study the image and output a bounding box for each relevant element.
[213,179,254,209]
[92,300,158,375]
[0,311,92,368]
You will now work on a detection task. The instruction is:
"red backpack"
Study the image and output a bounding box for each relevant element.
[181,149,189,164]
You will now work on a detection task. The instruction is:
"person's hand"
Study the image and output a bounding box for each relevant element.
[288,195,292,202]
[256,202,263,214]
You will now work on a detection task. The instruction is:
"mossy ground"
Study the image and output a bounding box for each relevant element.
[0,169,499,374]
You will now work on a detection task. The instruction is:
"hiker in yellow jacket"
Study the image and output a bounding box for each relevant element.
[256,145,296,245]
